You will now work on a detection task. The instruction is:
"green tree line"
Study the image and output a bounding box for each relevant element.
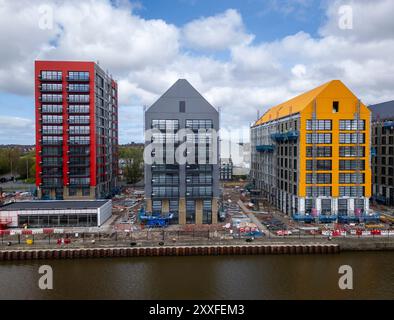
[0,148,36,182]
[119,146,144,184]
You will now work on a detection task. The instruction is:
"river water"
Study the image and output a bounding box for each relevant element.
[0,252,393,299]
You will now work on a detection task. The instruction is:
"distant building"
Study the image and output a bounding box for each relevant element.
[369,100,394,205]
[0,200,112,228]
[144,79,219,224]
[251,80,372,223]
[220,158,233,180]
[35,61,118,200]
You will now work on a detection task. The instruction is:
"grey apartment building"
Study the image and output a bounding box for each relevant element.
[144,79,219,224]
[369,100,394,205]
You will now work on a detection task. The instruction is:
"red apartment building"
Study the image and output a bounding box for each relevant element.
[35,61,118,200]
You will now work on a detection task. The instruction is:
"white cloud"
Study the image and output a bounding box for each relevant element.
[0,0,394,147]
[182,9,254,51]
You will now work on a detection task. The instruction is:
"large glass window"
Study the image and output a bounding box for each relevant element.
[339,120,365,131]
[306,146,332,157]
[306,133,332,144]
[339,133,365,144]
[339,186,364,197]
[306,186,332,197]
[68,71,89,81]
[339,173,365,184]
[306,173,332,184]
[339,146,365,157]
[68,105,90,113]
[41,94,62,103]
[151,120,179,131]
[40,71,62,81]
[339,160,365,170]
[68,84,90,92]
[306,160,332,170]
[41,83,62,91]
[41,104,62,113]
[185,120,213,130]
[186,200,195,224]
[68,94,90,103]
[306,120,332,131]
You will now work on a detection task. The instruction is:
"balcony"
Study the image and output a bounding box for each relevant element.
[186,191,212,198]
[186,164,213,172]
[151,179,179,186]
[271,131,299,142]
[151,164,179,172]
[39,85,63,93]
[39,75,62,82]
[256,145,275,152]
[40,140,63,146]
[39,97,63,104]
[67,87,90,93]
[151,191,179,199]
[67,98,90,104]
[67,76,90,82]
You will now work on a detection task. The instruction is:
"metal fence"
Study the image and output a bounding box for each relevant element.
[0,228,393,247]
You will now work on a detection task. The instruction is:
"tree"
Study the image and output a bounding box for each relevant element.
[120,146,144,184]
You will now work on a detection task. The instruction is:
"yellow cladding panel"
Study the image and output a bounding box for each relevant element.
[298,80,371,198]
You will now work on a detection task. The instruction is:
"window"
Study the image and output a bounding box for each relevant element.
[306,133,332,144]
[306,186,332,197]
[151,120,179,131]
[179,101,185,113]
[339,120,365,131]
[68,105,90,113]
[306,120,332,131]
[41,83,62,91]
[68,84,89,92]
[333,101,339,113]
[339,146,365,157]
[306,146,332,157]
[339,186,364,197]
[41,105,62,113]
[306,173,332,184]
[339,173,365,184]
[185,119,213,130]
[306,160,332,170]
[339,133,365,144]
[339,160,365,170]
[41,71,62,81]
[68,94,90,103]
[69,115,90,124]
[41,94,62,103]
[68,71,89,81]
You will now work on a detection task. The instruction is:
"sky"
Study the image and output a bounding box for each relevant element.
[0,0,394,146]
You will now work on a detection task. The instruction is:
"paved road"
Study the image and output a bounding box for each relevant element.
[237,200,276,237]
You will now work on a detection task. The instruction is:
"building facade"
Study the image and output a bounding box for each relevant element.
[144,79,219,224]
[250,80,372,222]
[220,158,233,180]
[369,100,394,205]
[0,200,112,228]
[35,61,118,200]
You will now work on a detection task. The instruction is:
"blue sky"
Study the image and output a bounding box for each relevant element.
[0,0,394,146]
[135,0,326,41]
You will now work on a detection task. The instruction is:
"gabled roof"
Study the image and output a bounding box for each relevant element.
[147,79,217,112]
[369,100,394,120]
[254,80,355,126]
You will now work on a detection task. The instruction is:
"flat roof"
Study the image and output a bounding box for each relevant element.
[0,200,110,211]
